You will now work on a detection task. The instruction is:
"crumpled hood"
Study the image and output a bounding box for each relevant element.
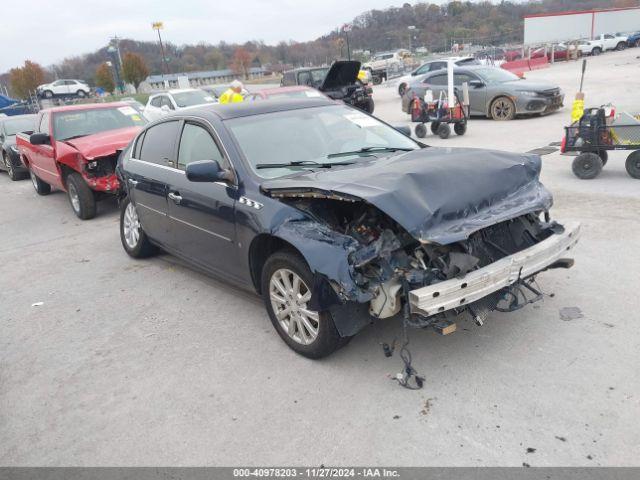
[261,147,553,245]
[62,126,140,159]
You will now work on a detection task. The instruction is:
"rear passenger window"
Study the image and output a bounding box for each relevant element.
[177,123,225,170]
[426,74,447,85]
[139,121,179,166]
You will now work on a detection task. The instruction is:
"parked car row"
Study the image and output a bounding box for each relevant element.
[2,94,580,359]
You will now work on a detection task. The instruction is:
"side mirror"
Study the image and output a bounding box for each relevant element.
[394,125,412,137]
[186,160,233,183]
[469,80,485,88]
[30,133,50,145]
[161,105,171,112]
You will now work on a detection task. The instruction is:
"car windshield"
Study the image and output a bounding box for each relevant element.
[53,106,147,141]
[225,104,419,179]
[475,68,520,84]
[4,117,35,136]
[172,90,215,107]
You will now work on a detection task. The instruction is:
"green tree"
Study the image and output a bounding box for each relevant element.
[9,60,45,99]
[121,52,149,89]
[94,63,115,93]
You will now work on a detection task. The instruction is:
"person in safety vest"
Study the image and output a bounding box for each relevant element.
[219,80,244,104]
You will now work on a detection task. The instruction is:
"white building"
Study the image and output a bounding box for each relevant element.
[524,6,640,45]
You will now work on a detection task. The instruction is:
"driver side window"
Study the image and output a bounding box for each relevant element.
[297,71,312,86]
[177,123,225,170]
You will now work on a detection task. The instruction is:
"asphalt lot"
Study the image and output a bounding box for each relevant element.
[1,49,639,466]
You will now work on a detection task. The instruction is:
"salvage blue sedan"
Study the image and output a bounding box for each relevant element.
[117,97,580,358]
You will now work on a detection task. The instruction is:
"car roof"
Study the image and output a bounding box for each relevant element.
[42,102,130,113]
[0,113,36,123]
[170,97,336,121]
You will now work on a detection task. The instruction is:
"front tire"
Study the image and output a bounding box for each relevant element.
[30,170,51,195]
[120,197,157,257]
[76,90,86,97]
[261,251,347,359]
[616,42,627,51]
[43,90,53,99]
[66,172,96,219]
[572,152,603,179]
[490,96,516,121]
[592,47,602,56]
[4,153,25,181]
[626,151,640,179]
[398,83,407,96]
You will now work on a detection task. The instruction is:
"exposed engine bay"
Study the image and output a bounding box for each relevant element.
[277,195,573,327]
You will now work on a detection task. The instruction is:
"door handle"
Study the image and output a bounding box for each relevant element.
[128,179,139,186]
[168,192,182,204]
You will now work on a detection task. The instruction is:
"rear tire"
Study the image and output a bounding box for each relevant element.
[30,170,51,195]
[398,83,407,96]
[76,90,86,97]
[3,153,25,181]
[625,151,640,179]
[66,172,96,219]
[437,123,451,139]
[261,250,349,359]
[43,90,53,99]
[572,152,603,179]
[415,123,427,138]
[120,197,157,257]
[616,42,627,51]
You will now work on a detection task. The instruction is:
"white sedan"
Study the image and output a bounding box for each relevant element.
[143,89,216,122]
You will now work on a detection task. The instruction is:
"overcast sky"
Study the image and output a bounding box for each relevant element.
[1,0,463,72]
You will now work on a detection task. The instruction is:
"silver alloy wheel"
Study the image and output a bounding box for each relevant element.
[68,182,81,213]
[4,155,13,176]
[269,268,319,345]
[123,201,141,249]
[492,98,513,120]
[30,170,38,190]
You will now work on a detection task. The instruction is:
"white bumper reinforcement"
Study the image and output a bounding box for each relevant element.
[409,222,581,316]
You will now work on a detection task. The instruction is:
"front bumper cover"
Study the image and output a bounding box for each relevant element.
[409,222,581,317]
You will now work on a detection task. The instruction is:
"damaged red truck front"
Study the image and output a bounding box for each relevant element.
[17,103,146,219]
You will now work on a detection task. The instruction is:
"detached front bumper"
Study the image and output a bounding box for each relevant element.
[409,222,581,317]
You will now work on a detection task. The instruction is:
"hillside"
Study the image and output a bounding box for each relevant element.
[3,0,639,88]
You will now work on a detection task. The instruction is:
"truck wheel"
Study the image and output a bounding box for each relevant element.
[120,197,157,257]
[454,121,467,136]
[572,152,603,179]
[43,90,53,99]
[626,151,640,179]
[261,250,349,359]
[66,172,96,219]
[437,123,451,139]
[616,42,627,51]
[415,123,427,138]
[591,47,602,56]
[362,98,375,114]
[30,170,51,195]
[372,75,382,85]
[430,122,440,135]
[490,96,516,120]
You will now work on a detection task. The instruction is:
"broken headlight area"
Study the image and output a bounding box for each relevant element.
[285,196,573,329]
[84,153,118,178]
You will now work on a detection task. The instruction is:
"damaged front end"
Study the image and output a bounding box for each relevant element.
[266,191,580,338]
[82,153,120,192]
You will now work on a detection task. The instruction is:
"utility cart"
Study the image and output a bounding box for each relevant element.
[562,106,640,179]
[411,91,469,140]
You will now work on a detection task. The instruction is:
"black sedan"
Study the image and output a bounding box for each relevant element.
[0,114,36,180]
[117,98,579,358]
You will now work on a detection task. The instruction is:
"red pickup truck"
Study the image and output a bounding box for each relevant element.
[17,103,146,219]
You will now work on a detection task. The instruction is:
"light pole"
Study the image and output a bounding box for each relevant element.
[342,23,352,61]
[152,21,169,76]
[408,25,416,52]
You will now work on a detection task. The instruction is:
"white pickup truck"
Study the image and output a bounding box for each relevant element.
[577,33,628,56]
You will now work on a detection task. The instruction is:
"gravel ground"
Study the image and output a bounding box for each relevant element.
[1,49,639,466]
